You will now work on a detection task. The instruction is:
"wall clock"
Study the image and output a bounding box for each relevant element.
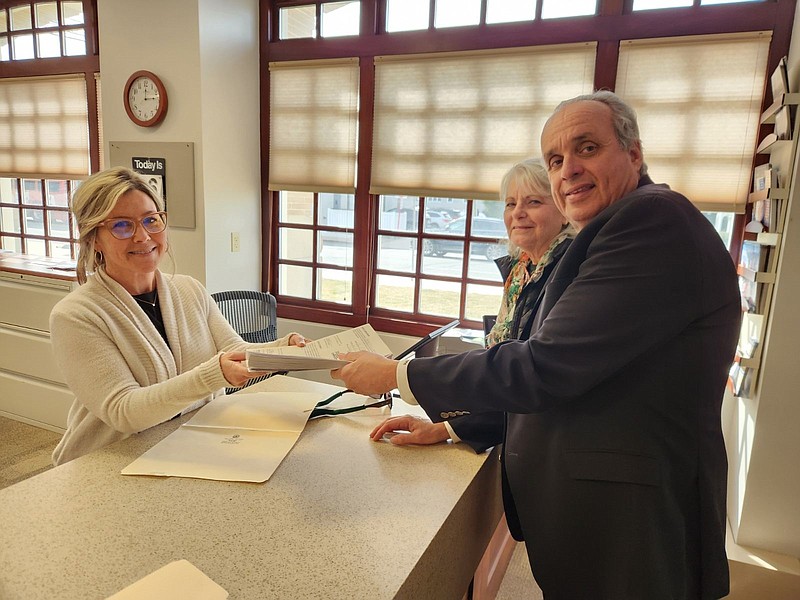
[123,70,168,127]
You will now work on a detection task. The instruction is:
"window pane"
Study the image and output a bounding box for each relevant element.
[1,207,21,233]
[701,0,762,3]
[279,191,313,225]
[12,33,34,59]
[377,235,416,273]
[22,180,43,205]
[486,0,536,24]
[703,211,734,249]
[468,247,505,279]
[375,274,415,312]
[2,236,22,253]
[0,178,20,203]
[419,279,460,317]
[47,210,70,238]
[318,268,352,304]
[1,37,8,61]
[35,2,58,28]
[49,239,73,259]
[45,180,68,207]
[27,237,46,256]
[61,1,84,25]
[10,6,32,30]
[318,230,353,267]
[435,0,480,28]
[386,0,429,32]
[632,0,692,9]
[0,10,7,33]
[321,1,360,38]
[319,192,354,227]
[23,208,44,234]
[541,0,596,18]
[422,234,463,261]
[63,27,84,55]
[36,31,60,57]
[280,5,316,40]
[425,197,464,232]
[279,228,314,261]
[279,264,313,298]
[465,283,502,322]
[380,195,419,232]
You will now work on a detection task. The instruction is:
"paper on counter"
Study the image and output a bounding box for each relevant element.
[121,391,322,483]
[246,323,392,372]
[184,392,320,432]
[106,559,227,599]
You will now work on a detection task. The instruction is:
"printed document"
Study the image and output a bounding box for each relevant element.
[246,323,392,372]
[121,391,322,483]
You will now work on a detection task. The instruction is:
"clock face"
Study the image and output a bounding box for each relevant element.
[123,71,167,127]
[128,76,160,122]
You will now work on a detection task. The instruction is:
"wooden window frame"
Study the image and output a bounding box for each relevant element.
[261,0,796,336]
[0,0,100,258]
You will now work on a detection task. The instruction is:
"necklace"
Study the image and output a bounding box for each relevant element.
[133,291,158,308]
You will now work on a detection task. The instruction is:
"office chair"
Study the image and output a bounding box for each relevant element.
[211,290,278,393]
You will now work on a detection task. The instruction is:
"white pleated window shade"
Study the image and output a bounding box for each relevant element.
[0,74,90,178]
[268,58,359,193]
[616,32,771,213]
[370,43,596,200]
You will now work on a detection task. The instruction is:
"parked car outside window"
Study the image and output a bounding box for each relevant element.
[422,216,507,260]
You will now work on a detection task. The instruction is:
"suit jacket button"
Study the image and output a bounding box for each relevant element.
[440,412,449,419]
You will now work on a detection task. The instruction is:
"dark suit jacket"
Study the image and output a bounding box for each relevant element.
[407,177,740,600]
[450,240,571,453]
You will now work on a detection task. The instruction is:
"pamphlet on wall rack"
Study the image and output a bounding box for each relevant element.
[246,324,393,372]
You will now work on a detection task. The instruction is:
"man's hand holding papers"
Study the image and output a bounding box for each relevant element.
[246,324,391,372]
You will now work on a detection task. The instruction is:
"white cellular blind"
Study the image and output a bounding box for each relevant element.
[371,43,596,200]
[0,74,90,179]
[616,32,771,213]
[268,58,359,194]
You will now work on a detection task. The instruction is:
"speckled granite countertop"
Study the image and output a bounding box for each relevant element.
[0,376,502,599]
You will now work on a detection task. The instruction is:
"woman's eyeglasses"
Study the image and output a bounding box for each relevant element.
[100,212,168,240]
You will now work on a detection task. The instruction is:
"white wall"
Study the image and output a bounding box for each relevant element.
[97,0,261,290]
[725,0,800,559]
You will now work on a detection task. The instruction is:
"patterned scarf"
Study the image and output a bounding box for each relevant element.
[486,229,572,347]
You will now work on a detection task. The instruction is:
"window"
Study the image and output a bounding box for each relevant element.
[384,0,597,32]
[278,1,361,39]
[264,0,792,335]
[0,1,87,61]
[0,1,100,260]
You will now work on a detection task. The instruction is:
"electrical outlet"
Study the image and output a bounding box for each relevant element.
[231,232,241,253]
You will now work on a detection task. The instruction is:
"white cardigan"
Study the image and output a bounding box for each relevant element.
[50,268,292,465]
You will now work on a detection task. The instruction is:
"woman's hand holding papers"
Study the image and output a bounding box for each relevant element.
[370,415,449,446]
[219,351,265,387]
[331,351,398,396]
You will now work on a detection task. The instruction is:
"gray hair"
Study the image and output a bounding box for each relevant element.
[71,166,169,284]
[551,90,648,176]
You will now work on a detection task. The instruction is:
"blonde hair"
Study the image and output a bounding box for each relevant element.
[72,166,167,284]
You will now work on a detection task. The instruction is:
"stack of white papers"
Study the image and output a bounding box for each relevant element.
[246,323,392,372]
[121,391,322,483]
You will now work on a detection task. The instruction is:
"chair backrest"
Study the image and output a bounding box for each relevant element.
[210,290,278,344]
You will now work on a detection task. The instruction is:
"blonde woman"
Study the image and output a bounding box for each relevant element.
[51,167,306,465]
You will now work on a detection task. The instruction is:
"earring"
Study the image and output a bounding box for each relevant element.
[94,250,104,265]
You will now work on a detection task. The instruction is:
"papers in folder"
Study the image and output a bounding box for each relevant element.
[121,390,322,483]
[246,323,392,372]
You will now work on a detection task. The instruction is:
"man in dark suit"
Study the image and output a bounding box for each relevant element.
[333,91,740,600]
